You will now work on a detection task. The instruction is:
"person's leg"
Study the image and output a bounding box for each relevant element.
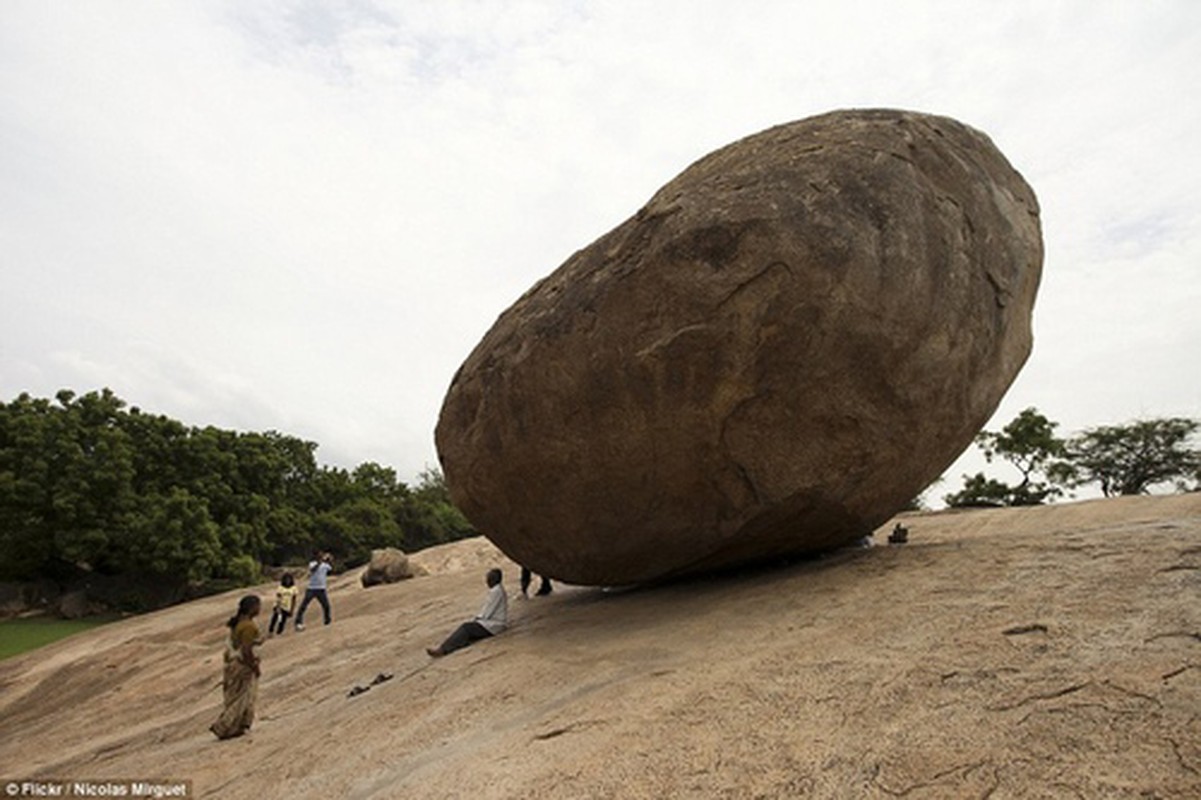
[211,659,255,739]
[316,590,332,625]
[278,611,291,634]
[432,622,492,656]
[520,567,532,597]
[295,589,315,627]
[268,608,282,635]
[536,575,553,596]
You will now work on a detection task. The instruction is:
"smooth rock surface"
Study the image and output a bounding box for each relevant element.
[437,109,1043,585]
[3,496,1199,799]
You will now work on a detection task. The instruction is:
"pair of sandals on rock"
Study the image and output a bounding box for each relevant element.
[347,672,393,697]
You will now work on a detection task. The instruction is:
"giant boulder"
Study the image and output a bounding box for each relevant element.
[436,109,1043,585]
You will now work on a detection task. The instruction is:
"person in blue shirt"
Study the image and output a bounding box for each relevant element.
[295,551,333,631]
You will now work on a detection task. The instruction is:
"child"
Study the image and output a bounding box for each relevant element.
[268,573,298,636]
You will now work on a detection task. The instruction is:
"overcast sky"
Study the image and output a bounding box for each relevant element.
[2,1,1199,501]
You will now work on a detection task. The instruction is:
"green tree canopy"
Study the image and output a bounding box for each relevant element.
[945,408,1067,507]
[943,473,1016,508]
[0,389,477,610]
[1062,417,1200,497]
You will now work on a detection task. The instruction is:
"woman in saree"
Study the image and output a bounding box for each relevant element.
[210,594,263,739]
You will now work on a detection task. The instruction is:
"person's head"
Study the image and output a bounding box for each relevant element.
[485,568,503,588]
[226,594,262,629]
[281,572,294,588]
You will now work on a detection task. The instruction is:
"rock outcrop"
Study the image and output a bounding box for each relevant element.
[436,109,1043,585]
[3,496,1199,798]
[360,548,422,587]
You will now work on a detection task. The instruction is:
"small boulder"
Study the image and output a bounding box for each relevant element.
[360,548,421,587]
[57,590,90,619]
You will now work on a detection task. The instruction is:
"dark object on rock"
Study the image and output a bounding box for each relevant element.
[436,109,1042,585]
[889,524,910,545]
[348,673,393,698]
[1002,623,1048,636]
[521,567,553,598]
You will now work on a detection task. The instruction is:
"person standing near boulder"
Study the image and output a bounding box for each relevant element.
[520,566,553,598]
[295,551,333,631]
[427,568,508,657]
[211,594,263,740]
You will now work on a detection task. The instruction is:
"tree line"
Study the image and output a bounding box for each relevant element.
[4,389,1194,608]
[0,389,475,602]
[942,408,1201,508]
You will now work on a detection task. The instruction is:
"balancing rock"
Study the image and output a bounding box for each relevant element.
[436,109,1042,585]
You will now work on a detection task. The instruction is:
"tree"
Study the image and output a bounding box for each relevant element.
[352,461,402,500]
[0,389,139,578]
[0,388,481,610]
[401,467,475,549]
[945,408,1068,507]
[943,473,1015,508]
[121,488,223,582]
[1063,417,1200,497]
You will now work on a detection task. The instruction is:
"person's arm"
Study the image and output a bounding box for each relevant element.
[242,641,260,676]
[237,626,261,676]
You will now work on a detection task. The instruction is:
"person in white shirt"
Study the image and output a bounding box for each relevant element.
[427,568,508,657]
[295,551,333,631]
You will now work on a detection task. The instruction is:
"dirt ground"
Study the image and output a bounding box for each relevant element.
[1,494,1199,798]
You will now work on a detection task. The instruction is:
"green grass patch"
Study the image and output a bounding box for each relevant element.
[0,616,118,661]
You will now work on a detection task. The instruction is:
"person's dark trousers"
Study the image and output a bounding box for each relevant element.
[439,621,493,655]
[268,608,291,635]
[295,589,331,626]
[521,567,552,596]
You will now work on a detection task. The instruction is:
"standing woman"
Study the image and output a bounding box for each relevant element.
[210,594,263,740]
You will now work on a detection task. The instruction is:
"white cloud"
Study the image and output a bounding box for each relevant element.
[2,0,1199,494]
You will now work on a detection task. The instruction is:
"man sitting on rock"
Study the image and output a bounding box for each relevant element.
[427,568,508,657]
